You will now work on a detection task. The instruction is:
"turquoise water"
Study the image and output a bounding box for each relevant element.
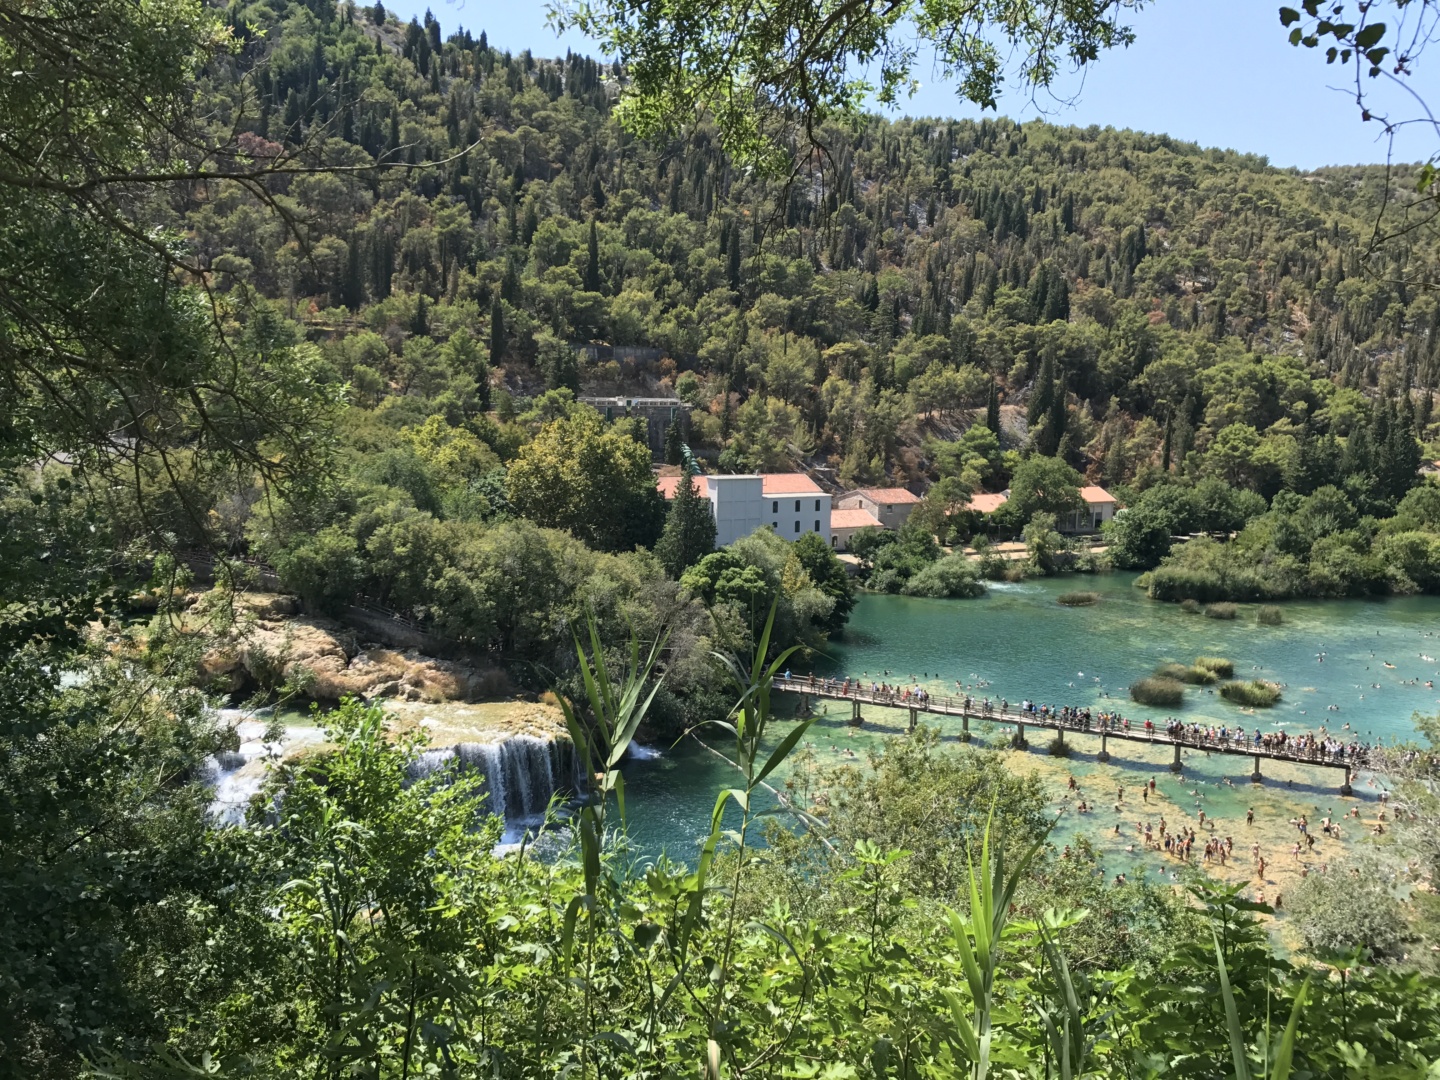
[620,575,1440,863]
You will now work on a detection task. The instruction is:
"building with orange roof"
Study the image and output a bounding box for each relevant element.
[829,506,884,551]
[835,486,921,529]
[655,471,830,547]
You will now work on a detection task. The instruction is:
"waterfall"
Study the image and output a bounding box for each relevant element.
[203,713,326,825]
[408,735,580,823]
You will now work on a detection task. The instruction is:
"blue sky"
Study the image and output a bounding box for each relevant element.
[392,0,1437,170]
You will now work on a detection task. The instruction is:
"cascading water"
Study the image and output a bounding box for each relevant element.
[203,710,326,824]
[203,706,581,844]
[407,735,581,840]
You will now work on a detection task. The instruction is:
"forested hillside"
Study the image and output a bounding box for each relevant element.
[198,0,1440,486]
[137,0,1440,607]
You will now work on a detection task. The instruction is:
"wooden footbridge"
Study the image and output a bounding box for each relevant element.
[773,677,1364,794]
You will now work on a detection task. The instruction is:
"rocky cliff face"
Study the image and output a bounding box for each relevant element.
[198,594,510,704]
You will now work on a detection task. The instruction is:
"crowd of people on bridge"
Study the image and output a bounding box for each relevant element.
[777,672,1375,768]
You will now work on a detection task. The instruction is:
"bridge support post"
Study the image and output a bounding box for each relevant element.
[1012,722,1027,749]
[1097,732,1109,763]
[1340,766,1353,797]
[908,706,917,733]
[1251,754,1263,784]
[1056,727,1065,751]
[850,698,862,727]
[1170,742,1183,773]
[961,712,970,743]
[798,693,810,718]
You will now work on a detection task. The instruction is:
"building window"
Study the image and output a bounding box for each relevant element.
[831,536,838,548]
[815,499,821,511]
[772,522,778,530]
[793,520,800,534]
[772,500,778,513]
[814,520,820,532]
[794,499,800,511]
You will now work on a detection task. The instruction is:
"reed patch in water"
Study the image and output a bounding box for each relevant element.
[1130,676,1185,706]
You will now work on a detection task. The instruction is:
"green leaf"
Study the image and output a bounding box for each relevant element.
[752,716,815,789]
[1354,22,1386,49]
[1214,932,1252,1080]
[1278,7,1300,27]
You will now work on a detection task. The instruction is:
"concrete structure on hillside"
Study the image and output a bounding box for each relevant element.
[658,472,831,547]
[959,485,1118,533]
[836,487,921,529]
[829,506,883,551]
[581,396,688,456]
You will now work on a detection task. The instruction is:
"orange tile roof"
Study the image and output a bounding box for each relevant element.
[656,474,707,500]
[761,473,823,495]
[852,486,921,504]
[1079,485,1116,505]
[831,507,883,530]
[965,492,1009,514]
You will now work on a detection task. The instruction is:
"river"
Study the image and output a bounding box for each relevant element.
[619,573,1440,878]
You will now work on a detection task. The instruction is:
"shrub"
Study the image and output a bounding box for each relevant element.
[1257,605,1283,625]
[1056,590,1099,606]
[1179,598,1202,614]
[1204,602,1237,619]
[1046,735,1072,757]
[1130,677,1185,706]
[901,555,985,599]
[1194,656,1235,677]
[1219,680,1281,707]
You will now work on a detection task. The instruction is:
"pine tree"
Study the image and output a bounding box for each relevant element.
[985,380,1001,436]
[583,218,602,293]
[655,465,716,578]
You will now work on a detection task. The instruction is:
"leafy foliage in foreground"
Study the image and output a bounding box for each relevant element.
[76,700,1440,1080]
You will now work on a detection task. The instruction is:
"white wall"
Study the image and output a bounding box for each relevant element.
[704,478,831,547]
[764,491,831,546]
[707,476,765,547]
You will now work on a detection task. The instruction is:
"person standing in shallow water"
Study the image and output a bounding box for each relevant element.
[1246,806,1255,826]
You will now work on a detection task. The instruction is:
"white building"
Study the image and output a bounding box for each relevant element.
[657,472,831,548]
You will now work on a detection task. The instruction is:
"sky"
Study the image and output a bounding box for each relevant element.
[387,0,1439,170]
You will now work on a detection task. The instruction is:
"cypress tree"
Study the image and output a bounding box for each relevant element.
[663,418,685,465]
[583,218,602,293]
[410,293,429,337]
[726,223,742,291]
[655,465,716,578]
[1037,371,1067,458]
[1161,411,1173,472]
[985,380,1001,436]
[1027,351,1055,427]
[341,237,364,309]
[489,298,505,365]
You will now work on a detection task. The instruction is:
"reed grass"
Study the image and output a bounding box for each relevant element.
[1056,590,1099,606]
[1204,602,1238,620]
[1194,656,1235,677]
[1257,604,1284,625]
[1130,676,1186,706]
[1219,679,1281,707]
[1179,598,1202,614]
[1156,662,1217,685]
